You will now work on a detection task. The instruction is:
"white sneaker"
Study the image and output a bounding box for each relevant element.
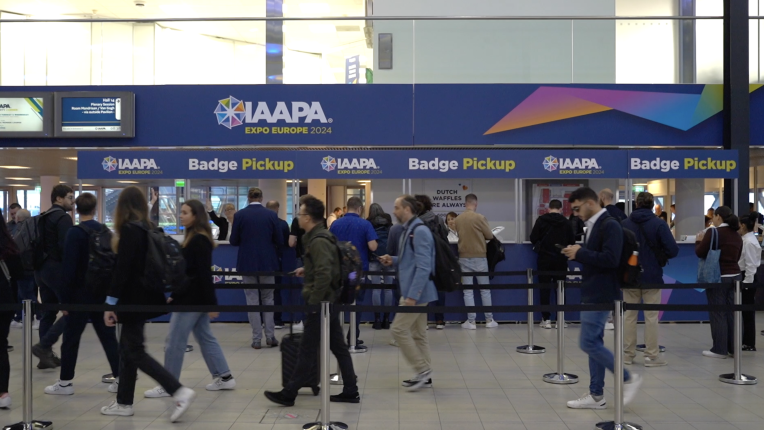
[108,379,119,393]
[101,401,134,416]
[0,395,11,408]
[406,369,433,392]
[206,377,236,391]
[171,387,196,422]
[702,350,728,359]
[292,322,304,331]
[144,386,171,398]
[623,374,642,406]
[540,320,552,329]
[389,339,398,347]
[436,324,445,329]
[10,321,22,329]
[44,381,74,395]
[554,321,569,329]
[32,319,40,330]
[461,321,476,330]
[644,357,667,367]
[567,393,606,409]
[605,322,615,330]
[485,319,498,328]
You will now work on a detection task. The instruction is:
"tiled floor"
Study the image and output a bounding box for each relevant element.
[2,315,764,430]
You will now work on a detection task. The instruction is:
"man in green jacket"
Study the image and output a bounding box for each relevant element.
[264,195,360,406]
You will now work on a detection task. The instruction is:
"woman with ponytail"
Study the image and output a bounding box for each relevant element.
[738,211,761,351]
[695,206,743,359]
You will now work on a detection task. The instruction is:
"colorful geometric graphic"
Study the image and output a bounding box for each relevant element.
[543,156,558,172]
[214,96,246,129]
[321,156,337,172]
[25,97,44,120]
[102,156,117,172]
[485,84,764,135]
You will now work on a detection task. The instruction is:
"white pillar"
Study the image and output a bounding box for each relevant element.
[329,185,345,215]
[259,179,288,219]
[40,176,61,212]
[675,179,705,238]
[308,179,327,215]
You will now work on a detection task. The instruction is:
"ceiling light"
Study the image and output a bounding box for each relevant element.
[118,181,139,184]
[0,166,30,169]
[63,157,78,161]
[309,24,336,34]
[299,3,331,15]
[5,184,32,187]
[5,177,32,181]
[357,180,370,183]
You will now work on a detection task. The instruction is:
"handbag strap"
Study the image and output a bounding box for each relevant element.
[710,227,719,251]
[0,261,10,282]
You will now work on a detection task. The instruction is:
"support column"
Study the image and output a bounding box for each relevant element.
[259,179,288,220]
[329,186,345,215]
[40,176,60,212]
[266,0,284,83]
[678,0,696,83]
[308,179,327,215]
[675,179,705,238]
[722,0,749,216]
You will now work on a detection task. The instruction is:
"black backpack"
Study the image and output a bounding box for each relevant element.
[312,232,363,304]
[132,222,187,294]
[13,218,37,272]
[411,223,461,293]
[637,223,669,268]
[31,208,67,269]
[77,223,116,297]
[601,218,642,287]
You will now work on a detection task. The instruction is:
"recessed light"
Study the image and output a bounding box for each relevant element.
[5,184,32,187]
[118,181,139,184]
[5,177,32,181]
[63,157,78,161]
[0,166,30,169]
[357,180,370,183]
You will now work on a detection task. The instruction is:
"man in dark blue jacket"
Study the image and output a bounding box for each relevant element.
[230,188,284,349]
[562,187,641,410]
[622,192,678,367]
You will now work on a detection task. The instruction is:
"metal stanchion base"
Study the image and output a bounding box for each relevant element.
[516,345,545,354]
[595,421,642,430]
[303,421,348,430]
[3,421,54,430]
[348,347,366,354]
[542,372,579,384]
[719,373,758,385]
[329,373,343,385]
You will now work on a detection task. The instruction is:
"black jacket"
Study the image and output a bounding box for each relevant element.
[530,212,576,263]
[208,211,230,241]
[171,234,217,306]
[622,209,679,284]
[40,205,73,263]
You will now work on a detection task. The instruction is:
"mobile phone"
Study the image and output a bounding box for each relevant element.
[371,253,381,259]
[555,244,566,250]
[287,270,297,276]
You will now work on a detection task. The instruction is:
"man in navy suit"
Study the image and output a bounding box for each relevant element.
[230,188,284,349]
[561,187,642,410]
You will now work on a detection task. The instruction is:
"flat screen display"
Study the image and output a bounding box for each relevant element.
[61,97,122,132]
[0,93,53,137]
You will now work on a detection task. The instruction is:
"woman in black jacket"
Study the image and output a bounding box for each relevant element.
[143,199,235,398]
[101,186,196,422]
[0,216,21,408]
[206,200,236,241]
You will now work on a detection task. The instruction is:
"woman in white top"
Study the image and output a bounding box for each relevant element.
[738,211,761,351]
[207,201,236,241]
[446,212,459,242]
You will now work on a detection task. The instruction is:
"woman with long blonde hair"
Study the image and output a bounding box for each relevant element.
[101,186,196,422]
[143,199,236,398]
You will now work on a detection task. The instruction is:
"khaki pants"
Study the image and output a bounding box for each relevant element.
[390,299,431,374]
[623,288,661,359]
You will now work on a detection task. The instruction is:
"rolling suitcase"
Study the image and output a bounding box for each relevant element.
[280,325,320,396]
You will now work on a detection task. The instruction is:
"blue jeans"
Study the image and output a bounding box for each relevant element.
[369,260,394,306]
[580,310,630,396]
[164,312,230,380]
[460,258,493,321]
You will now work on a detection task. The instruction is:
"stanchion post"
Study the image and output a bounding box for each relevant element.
[303,302,347,430]
[348,301,365,354]
[719,280,757,385]
[330,311,344,385]
[596,300,641,430]
[3,300,53,430]
[517,268,545,354]
[543,280,578,384]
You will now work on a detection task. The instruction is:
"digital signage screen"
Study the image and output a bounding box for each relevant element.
[54,91,134,138]
[0,92,53,137]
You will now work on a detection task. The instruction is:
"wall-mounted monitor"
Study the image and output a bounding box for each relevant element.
[0,92,53,138]
[54,91,135,138]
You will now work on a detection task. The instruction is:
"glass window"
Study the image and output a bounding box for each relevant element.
[103,188,124,230]
[16,189,41,216]
[73,190,99,224]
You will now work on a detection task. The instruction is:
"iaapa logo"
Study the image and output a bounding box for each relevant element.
[321,155,380,174]
[543,156,558,172]
[543,156,600,172]
[211,265,242,284]
[102,156,160,172]
[321,156,337,172]
[215,96,330,129]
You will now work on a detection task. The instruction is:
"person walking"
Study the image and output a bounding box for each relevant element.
[100,186,196,421]
[0,215,23,408]
[622,192,679,367]
[264,195,360,406]
[696,206,743,359]
[206,200,236,241]
[380,195,437,390]
[10,209,40,330]
[6,203,21,237]
[455,194,498,329]
[562,187,642,410]
[330,197,378,350]
[229,187,283,349]
[266,200,291,329]
[43,193,121,395]
[367,203,394,330]
[530,199,575,329]
[738,211,761,351]
[33,185,75,369]
[144,200,235,397]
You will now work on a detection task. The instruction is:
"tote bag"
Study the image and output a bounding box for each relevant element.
[697,227,721,288]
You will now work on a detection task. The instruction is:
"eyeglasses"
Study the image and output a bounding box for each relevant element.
[571,206,581,213]
[297,213,309,217]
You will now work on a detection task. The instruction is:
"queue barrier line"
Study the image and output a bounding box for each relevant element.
[213,270,532,277]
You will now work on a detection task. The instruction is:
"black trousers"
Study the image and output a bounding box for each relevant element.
[0,312,14,393]
[286,310,357,398]
[36,261,66,347]
[433,291,447,323]
[60,311,120,381]
[706,275,739,355]
[742,287,757,347]
[117,320,182,405]
[538,259,569,321]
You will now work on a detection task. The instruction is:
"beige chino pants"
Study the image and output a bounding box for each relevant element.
[390,298,432,374]
[623,288,661,359]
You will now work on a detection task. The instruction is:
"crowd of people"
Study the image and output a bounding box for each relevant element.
[0,184,760,419]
